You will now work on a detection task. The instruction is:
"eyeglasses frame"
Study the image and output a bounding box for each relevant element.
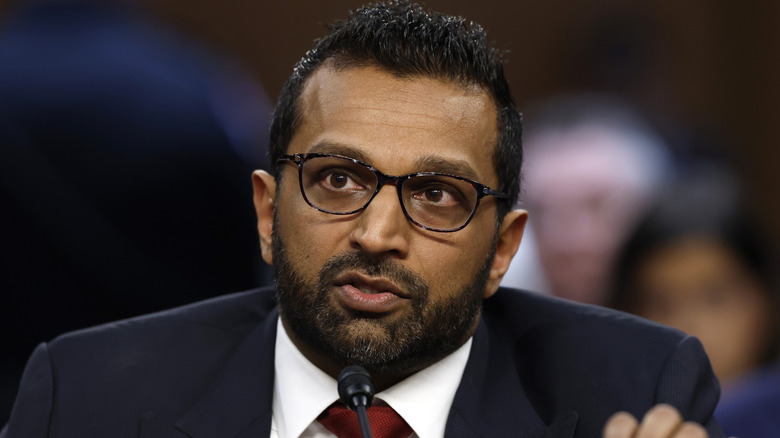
[277,153,507,232]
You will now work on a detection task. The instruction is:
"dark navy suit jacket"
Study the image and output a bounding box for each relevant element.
[1,287,724,437]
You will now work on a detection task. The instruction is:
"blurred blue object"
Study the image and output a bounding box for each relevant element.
[0,0,274,424]
[716,361,780,438]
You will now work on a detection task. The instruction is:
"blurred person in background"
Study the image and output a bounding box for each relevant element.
[0,0,273,423]
[502,95,673,305]
[609,167,780,437]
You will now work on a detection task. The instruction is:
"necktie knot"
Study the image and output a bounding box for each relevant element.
[318,402,413,438]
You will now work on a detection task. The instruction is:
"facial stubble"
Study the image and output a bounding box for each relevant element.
[272,214,496,375]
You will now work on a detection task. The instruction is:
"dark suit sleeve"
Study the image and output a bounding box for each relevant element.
[655,335,724,437]
[1,343,54,438]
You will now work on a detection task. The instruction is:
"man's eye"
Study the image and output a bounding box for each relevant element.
[320,170,361,190]
[424,188,445,202]
[413,185,462,206]
[328,173,349,189]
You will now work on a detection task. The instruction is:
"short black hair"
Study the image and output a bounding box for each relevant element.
[269,1,522,219]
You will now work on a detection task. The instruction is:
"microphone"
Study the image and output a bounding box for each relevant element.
[338,366,375,438]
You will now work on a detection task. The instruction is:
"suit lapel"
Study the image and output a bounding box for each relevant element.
[137,293,579,437]
[445,318,578,438]
[138,412,190,438]
[139,307,278,438]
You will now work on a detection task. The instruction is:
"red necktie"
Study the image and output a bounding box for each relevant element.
[318,402,414,438]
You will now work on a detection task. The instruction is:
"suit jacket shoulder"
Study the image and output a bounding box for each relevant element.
[2,287,278,438]
[447,287,723,437]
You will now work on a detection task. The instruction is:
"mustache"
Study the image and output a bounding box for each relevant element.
[318,251,429,299]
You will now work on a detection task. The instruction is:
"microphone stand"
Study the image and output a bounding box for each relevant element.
[338,366,375,438]
[355,401,374,438]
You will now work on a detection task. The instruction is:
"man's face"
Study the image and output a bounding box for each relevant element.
[266,65,507,377]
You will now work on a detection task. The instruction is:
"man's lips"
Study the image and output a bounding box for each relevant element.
[332,272,409,313]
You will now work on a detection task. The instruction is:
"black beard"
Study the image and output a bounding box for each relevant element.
[272,220,495,375]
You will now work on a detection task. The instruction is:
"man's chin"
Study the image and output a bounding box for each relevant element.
[318,318,411,364]
[336,317,393,338]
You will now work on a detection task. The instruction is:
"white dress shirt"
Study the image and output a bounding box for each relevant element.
[270,318,472,438]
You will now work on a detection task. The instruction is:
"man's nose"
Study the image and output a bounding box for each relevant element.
[348,186,411,258]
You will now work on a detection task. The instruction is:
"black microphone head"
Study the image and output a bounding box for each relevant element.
[338,365,375,411]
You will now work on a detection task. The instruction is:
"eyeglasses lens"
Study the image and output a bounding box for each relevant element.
[299,155,478,231]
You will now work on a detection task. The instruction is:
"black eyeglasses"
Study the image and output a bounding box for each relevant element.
[277,153,507,232]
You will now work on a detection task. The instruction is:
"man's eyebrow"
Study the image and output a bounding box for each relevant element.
[307,141,371,163]
[306,141,482,181]
[416,156,480,181]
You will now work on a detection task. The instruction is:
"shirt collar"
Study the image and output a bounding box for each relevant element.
[377,336,472,438]
[273,317,473,438]
[273,318,337,438]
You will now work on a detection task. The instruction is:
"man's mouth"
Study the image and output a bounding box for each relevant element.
[332,272,409,313]
[336,272,408,296]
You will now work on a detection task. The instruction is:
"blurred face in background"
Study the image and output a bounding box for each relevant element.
[628,236,775,385]
[524,126,659,305]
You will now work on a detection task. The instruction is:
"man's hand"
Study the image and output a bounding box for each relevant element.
[603,404,708,438]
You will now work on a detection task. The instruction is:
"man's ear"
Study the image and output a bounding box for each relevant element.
[484,209,528,298]
[252,170,276,265]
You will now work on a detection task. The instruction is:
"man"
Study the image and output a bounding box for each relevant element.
[2,2,722,437]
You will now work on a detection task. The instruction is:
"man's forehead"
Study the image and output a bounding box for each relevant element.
[306,58,488,92]
[298,62,493,115]
[291,64,499,179]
